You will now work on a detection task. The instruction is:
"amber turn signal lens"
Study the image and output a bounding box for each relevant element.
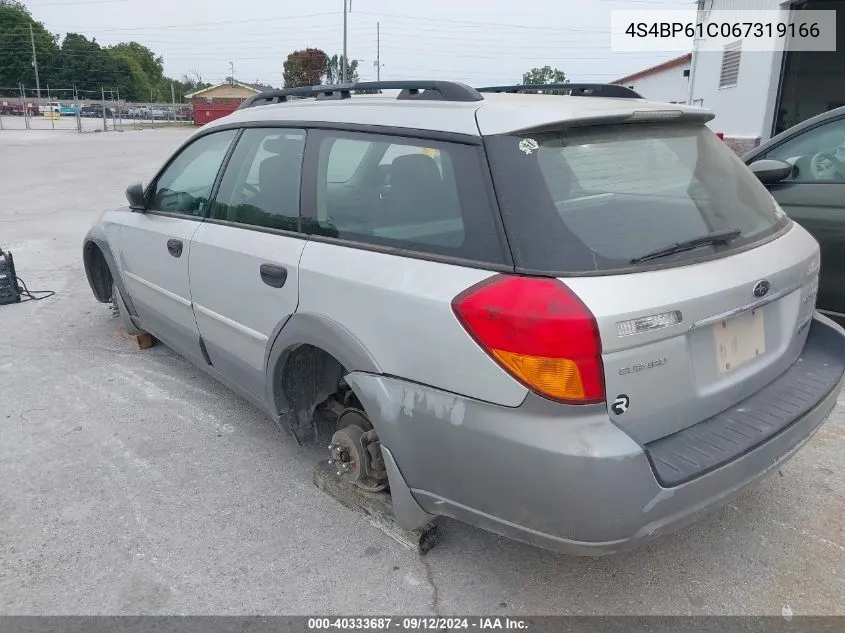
[492,350,586,400]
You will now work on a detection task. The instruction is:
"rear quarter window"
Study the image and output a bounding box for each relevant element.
[486,123,789,274]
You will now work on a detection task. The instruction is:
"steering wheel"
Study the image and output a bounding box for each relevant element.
[810,153,845,181]
[243,183,260,196]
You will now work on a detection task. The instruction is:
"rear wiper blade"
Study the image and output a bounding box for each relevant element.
[630,228,742,264]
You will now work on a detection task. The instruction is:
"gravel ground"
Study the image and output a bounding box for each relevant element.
[0,128,843,616]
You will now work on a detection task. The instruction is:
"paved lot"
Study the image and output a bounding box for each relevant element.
[0,129,844,616]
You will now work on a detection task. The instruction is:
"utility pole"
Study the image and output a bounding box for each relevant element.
[19,83,30,130]
[229,61,235,86]
[101,86,108,132]
[171,81,176,122]
[116,86,123,132]
[30,24,41,100]
[74,86,81,133]
[46,84,54,129]
[376,21,380,82]
[342,0,348,83]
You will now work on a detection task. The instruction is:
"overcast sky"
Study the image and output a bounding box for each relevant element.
[24,0,695,87]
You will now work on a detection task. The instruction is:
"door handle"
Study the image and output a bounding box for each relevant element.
[260,264,288,288]
[167,239,183,258]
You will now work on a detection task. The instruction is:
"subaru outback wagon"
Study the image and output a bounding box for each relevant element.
[83,81,845,555]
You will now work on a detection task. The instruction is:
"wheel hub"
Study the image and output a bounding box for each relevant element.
[327,408,388,492]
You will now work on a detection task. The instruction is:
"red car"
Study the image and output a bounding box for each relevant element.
[0,103,39,116]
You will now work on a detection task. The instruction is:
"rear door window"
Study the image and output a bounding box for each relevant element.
[308,130,505,264]
[212,128,306,232]
[485,123,789,273]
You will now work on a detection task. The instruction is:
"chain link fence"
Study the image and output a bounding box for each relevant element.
[0,85,194,133]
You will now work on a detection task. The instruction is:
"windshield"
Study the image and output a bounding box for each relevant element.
[485,122,790,274]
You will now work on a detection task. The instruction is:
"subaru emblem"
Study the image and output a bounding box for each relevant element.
[753,280,771,298]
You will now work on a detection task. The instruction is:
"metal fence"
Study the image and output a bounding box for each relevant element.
[0,84,194,133]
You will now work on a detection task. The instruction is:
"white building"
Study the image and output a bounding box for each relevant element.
[687,0,845,152]
[613,53,692,104]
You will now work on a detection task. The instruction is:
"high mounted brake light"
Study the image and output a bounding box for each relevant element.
[629,110,682,120]
[452,275,605,404]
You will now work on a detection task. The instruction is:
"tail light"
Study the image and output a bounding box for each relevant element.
[452,275,605,404]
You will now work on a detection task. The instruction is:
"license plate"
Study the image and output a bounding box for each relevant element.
[714,308,766,374]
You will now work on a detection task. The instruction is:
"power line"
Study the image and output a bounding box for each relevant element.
[0,38,678,52]
[25,0,131,6]
[351,10,614,33]
[0,19,615,44]
[31,10,342,32]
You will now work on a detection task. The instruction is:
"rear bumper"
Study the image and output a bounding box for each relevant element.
[347,314,845,555]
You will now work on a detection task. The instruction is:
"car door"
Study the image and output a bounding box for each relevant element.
[119,129,237,363]
[188,128,307,398]
[751,116,845,316]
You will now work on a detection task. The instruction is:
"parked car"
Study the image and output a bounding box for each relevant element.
[126,106,146,118]
[83,81,845,555]
[80,105,113,118]
[59,104,77,116]
[1,102,38,116]
[150,106,171,120]
[744,105,845,320]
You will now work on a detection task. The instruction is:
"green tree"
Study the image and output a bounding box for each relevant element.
[0,0,28,11]
[1,0,215,103]
[522,66,568,86]
[55,34,110,94]
[107,41,163,100]
[325,54,359,85]
[0,1,60,94]
[251,81,276,92]
[283,48,328,88]
[109,42,164,80]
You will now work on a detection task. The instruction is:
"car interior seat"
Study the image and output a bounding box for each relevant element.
[255,138,303,215]
[388,154,451,226]
[791,155,812,181]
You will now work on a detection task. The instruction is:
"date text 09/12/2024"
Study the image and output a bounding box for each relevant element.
[307,617,530,631]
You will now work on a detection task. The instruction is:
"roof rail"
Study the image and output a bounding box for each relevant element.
[238,80,483,110]
[477,83,643,99]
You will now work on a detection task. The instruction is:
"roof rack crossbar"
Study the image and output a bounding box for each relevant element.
[477,83,643,99]
[238,80,483,110]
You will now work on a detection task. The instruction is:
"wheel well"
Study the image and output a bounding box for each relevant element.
[84,242,114,303]
[274,344,355,444]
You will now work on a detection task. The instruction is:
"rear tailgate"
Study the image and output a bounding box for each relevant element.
[484,117,820,444]
[566,225,819,443]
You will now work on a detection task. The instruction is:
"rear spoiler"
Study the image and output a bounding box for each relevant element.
[509,109,715,135]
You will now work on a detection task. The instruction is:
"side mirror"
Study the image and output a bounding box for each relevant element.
[125,182,146,211]
[749,159,793,185]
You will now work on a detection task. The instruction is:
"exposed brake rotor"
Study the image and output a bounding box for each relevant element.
[328,407,388,492]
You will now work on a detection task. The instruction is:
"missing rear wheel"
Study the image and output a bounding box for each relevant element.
[327,407,388,492]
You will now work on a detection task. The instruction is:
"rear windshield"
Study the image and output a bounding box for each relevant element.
[485,123,789,274]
